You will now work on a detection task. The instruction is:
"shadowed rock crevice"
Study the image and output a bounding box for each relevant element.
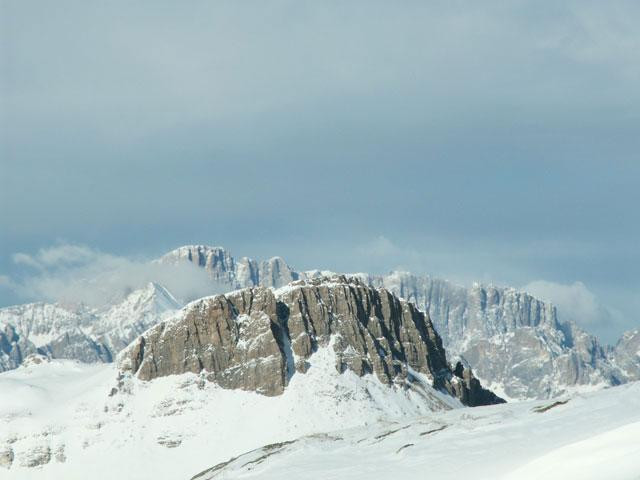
[120,276,504,406]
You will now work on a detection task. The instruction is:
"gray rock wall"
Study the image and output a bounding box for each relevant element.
[120,277,504,407]
[360,271,624,399]
[612,328,640,380]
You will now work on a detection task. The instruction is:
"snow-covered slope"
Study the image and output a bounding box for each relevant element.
[0,283,181,372]
[0,276,505,477]
[92,282,181,353]
[192,381,640,480]
[0,345,459,478]
[2,245,638,478]
[1,357,639,479]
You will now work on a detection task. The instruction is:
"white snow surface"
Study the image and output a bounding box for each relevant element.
[0,343,453,479]
[2,343,640,479]
[196,382,640,480]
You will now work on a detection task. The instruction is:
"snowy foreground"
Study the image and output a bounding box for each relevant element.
[1,351,640,480]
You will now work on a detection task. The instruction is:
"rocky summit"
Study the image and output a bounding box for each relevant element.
[119,276,503,407]
[361,272,625,399]
[612,328,640,380]
[158,245,299,289]
[3,244,637,402]
[157,245,637,399]
[0,283,181,372]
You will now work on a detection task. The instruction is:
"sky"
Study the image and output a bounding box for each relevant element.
[1,1,639,344]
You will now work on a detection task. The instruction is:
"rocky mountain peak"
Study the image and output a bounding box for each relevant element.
[160,245,236,284]
[159,245,298,290]
[3,244,636,402]
[134,282,182,312]
[612,328,640,380]
[359,270,627,399]
[0,282,184,372]
[119,276,504,407]
[161,245,231,265]
[150,245,639,399]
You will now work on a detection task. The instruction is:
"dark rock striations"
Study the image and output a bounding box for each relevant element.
[158,245,631,399]
[359,272,625,399]
[119,277,503,407]
[124,287,287,395]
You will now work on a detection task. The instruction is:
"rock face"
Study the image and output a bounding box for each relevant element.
[0,324,37,372]
[0,283,181,372]
[158,245,627,400]
[40,329,112,363]
[360,272,623,399]
[20,445,51,468]
[125,287,286,395]
[159,245,239,286]
[159,245,299,290]
[0,303,91,372]
[0,446,14,469]
[120,277,503,407]
[4,243,632,402]
[612,328,640,380]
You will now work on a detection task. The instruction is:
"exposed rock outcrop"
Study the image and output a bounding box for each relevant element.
[0,283,181,372]
[20,445,51,468]
[158,245,628,400]
[0,324,37,372]
[0,446,14,469]
[159,245,299,290]
[119,277,503,407]
[612,328,640,380]
[38,329,112,363]
[159,245,239,286]
[358,272,625,399]
[4,244,631,401]
[124,287,286,395]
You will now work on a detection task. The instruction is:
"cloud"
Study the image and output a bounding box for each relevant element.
[355,236,438,276]
[358,236,402,258]
[8,243,220,307]
[522,280,628,344]
[12,253,43,269]
[357,241,633,344]
[353,235,517,286]
[524,281,601,324]
[2,1,639,323]
[12,244,100,270]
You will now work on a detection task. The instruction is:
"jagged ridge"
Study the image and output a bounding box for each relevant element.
[359,272,625,399]
[612,328,640,380]
[0,283,181,372]
[3,244,637,401]
[160,245,633,399]
[119,276,503,407]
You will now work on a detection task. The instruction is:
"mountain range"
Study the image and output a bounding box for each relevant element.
[1,244,638,402]
[1,244,639,477]
[0,283,181,372]
[158,245,640,399]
